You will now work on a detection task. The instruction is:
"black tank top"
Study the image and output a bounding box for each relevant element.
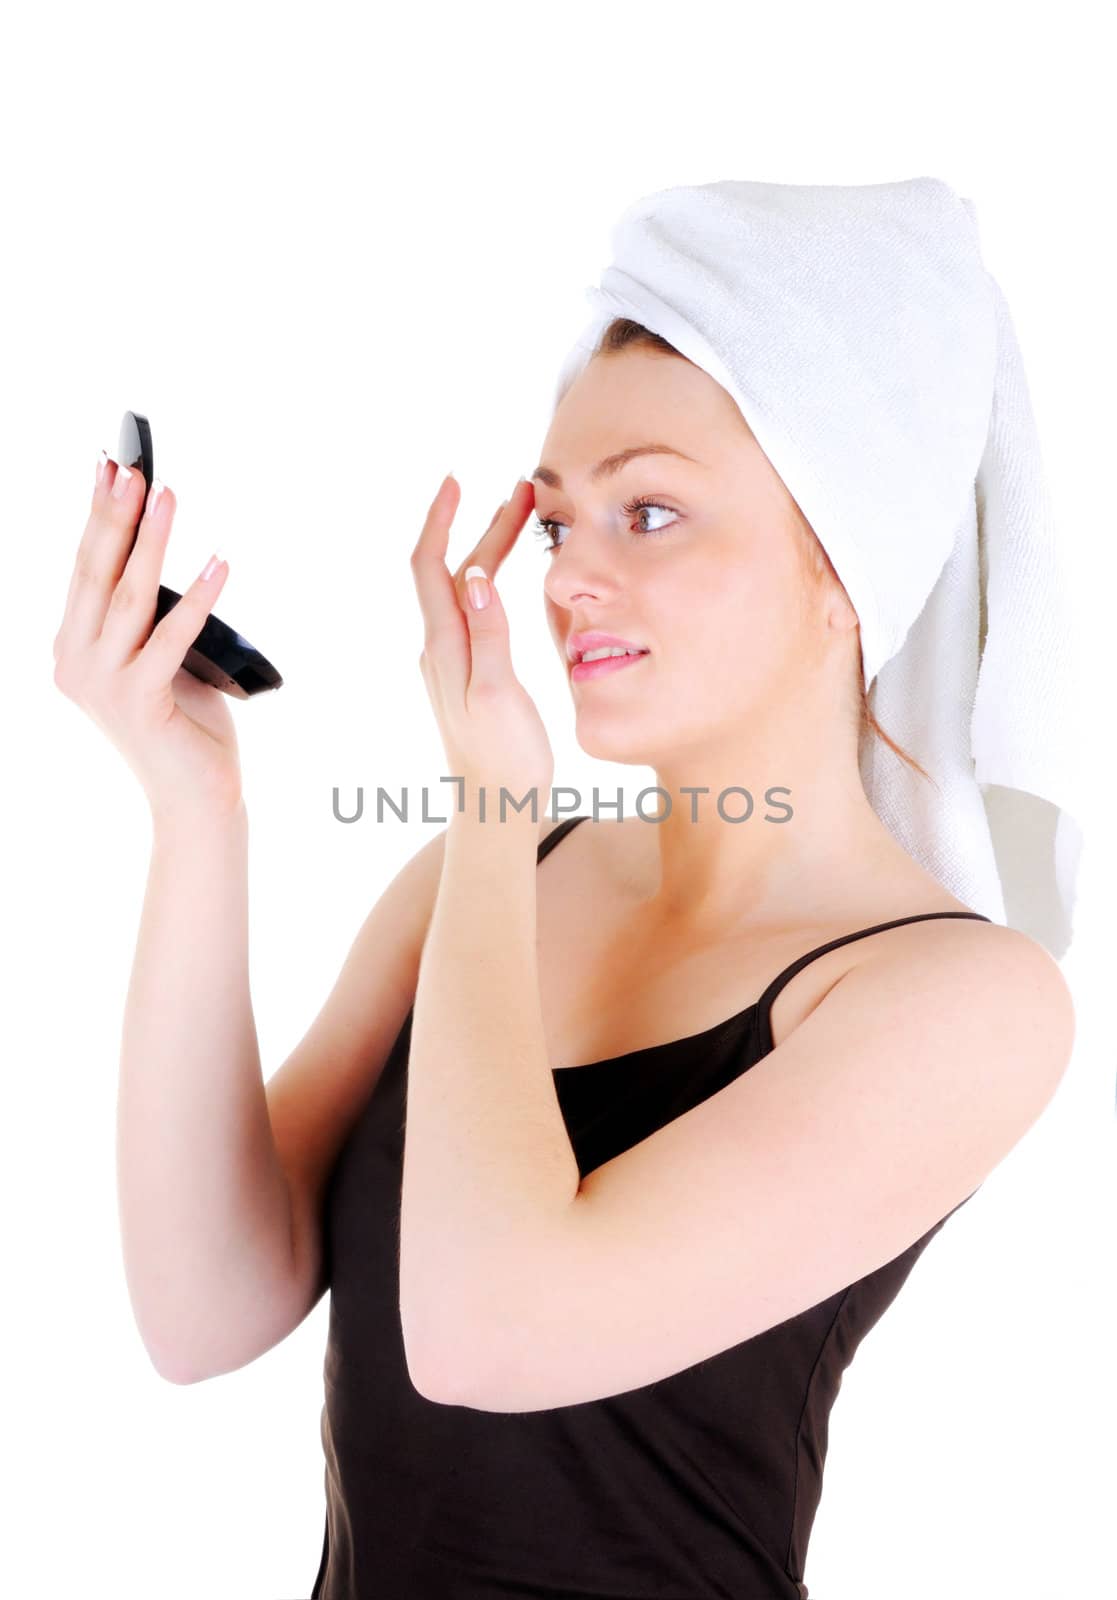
[310,814,992,1600]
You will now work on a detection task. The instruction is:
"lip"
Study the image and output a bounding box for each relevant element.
[566,630,649,664]
[570,650,649,683]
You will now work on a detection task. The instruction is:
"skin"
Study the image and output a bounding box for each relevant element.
[526,342,951,936]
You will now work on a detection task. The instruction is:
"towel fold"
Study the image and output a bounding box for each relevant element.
[550,175,1084,960]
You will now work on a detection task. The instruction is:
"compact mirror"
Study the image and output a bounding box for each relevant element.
[118,410,283,698]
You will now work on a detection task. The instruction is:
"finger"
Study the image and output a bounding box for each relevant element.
[460,559,514,695]
[131,549,229,693]
[98,478,178,667]
[410,474,470,690]
[59,459,148,654]
[452,481,533,697]
[58,452,120,632]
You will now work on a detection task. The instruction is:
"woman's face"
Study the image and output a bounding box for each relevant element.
[535,344,857,771]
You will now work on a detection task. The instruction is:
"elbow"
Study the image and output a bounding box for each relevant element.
[399,1232,531,1407]
[152,1354,203,1386]
[400,1302,484,1407]
[146,1338,208,1387]
[406,1356,461,1407]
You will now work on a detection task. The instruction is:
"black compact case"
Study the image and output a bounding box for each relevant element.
[118,410,283,698]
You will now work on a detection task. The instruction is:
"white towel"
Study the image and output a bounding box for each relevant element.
[549,175,1084,961]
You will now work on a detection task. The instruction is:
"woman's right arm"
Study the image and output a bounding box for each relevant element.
[53,455,267,1382]
[55,454,313,1385]
[115,799,288,1383]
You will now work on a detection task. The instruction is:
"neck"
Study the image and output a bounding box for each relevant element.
[627,732,918,933]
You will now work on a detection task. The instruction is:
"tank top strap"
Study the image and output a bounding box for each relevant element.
[536,813,589,864]
[755,909,994,1020]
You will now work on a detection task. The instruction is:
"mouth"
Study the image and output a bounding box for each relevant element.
[570,647,650,683]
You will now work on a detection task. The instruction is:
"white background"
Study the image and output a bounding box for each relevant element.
[4,2,1114,1597]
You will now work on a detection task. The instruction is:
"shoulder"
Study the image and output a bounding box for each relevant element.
[868,913,1072,1008]
[849,916,1076,1100]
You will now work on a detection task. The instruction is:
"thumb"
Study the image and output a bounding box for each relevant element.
[462,564,513,693]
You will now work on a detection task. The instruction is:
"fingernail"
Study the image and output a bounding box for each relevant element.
[147,479,165,519]
[464,564,491,610]
[199,551,225,582]
[95,449,108,487]
[112,463,133,500]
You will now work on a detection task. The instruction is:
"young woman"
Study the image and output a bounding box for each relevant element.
[54,318,1074,1599]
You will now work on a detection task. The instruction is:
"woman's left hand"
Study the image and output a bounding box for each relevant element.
[411,473,554,818]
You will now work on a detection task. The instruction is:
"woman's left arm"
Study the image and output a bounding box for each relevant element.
[399,472,582,1399]
[400,809,582,1399]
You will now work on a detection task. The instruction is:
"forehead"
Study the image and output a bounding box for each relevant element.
[537,347,751,485]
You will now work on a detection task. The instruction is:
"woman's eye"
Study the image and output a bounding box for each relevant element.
[531,519,564,553]
[531,496,679,554]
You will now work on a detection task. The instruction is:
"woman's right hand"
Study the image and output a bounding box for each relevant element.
[53,454,245,828]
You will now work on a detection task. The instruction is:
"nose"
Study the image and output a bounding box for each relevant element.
[542,527,622,611]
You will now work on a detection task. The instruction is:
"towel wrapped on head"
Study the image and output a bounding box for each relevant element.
[550,175,1084,960]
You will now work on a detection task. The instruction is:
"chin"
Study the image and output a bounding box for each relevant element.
[574,716,658,767]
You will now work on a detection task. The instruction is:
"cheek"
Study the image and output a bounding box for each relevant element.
[672,563,787,659]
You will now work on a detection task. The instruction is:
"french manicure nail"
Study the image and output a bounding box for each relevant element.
[464,564,491,610]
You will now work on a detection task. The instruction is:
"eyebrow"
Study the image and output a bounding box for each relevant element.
[530,442,704,490]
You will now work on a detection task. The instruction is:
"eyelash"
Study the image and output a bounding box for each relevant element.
[531,495,678,554]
